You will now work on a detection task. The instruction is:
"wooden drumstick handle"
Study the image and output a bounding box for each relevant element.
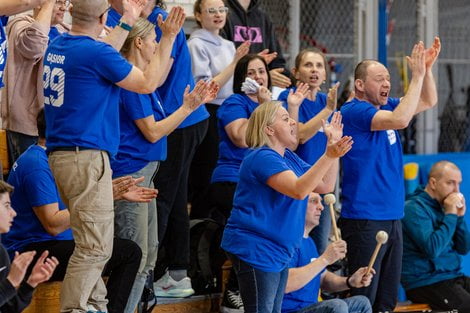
[365,242,382,276]
[328,202,340,241]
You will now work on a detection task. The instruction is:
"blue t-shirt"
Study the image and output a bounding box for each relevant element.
[278,89,328,164]
[340,97,404,220]
[48,26,61,42]
[111,90,167,177]
[3,145,73,256]
[0,16,8,88]
[43,34,133,156]
[221,147,311,272]
[148,7,208,128]
[107,8,209,129]
[211,94,258,183]
[282,237,324,313]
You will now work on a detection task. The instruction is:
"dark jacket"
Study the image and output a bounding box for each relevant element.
[401,186,470,290]
[0,243,34,313]
[222,0,286,70]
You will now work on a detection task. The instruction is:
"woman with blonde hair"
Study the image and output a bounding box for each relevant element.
[221,101,353,313]
[111,17,218,313]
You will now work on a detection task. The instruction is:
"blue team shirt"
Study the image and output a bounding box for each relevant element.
[0,16,8,88]
[211,94,258,183]
[148,7,208,128]
[111,90,167,177]
[221,147,310,272]
[107,8,209,129]
[340,97,404,220]
[3,145,73,256]
[278,89,329,164]
[43,34,133,156]
[282,237,324,312]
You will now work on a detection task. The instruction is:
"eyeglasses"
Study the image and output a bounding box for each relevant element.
[56,0,70,8]
[204,7,229,14]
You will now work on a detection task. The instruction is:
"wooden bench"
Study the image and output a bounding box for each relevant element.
[394,302,432,312]
[0,129,9,177]
[21,281,61,313]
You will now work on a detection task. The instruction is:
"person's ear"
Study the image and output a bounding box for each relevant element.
[354,79,365,93]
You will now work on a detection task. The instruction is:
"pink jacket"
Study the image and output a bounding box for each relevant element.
[1,15,49,136]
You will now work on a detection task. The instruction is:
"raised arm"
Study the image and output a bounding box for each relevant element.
[415,36,440,114]
[116,6,185,94]
[0,0,47,15]
[371,42,426,131]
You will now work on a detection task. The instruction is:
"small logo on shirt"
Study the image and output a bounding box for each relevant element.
[234,26,263,43]
[387,129,396,145]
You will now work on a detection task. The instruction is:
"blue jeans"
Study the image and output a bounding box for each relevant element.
[114,161,159,313]
[228,253,288,313]
[296,296,372,313]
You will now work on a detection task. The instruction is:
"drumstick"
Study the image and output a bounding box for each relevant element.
[324,193,340,241]
[366,231,389,275]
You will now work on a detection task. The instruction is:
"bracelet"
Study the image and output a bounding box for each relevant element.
[346,275,354,289]
[117,20,132,32]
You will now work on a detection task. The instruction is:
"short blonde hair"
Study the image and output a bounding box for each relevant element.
[120,18,155,57]
[246,101,282,148]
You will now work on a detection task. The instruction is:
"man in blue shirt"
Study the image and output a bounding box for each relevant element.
[339,38,440,312]
[282,192,372,313]
[402,161,470,312]
[43,0,184,312]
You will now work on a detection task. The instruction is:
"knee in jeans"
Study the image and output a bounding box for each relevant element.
[324,299,348,313]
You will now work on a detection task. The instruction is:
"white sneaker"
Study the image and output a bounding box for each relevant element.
[154,272,195,298]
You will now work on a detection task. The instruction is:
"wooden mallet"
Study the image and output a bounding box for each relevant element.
[365,231,389,275]
[323,193,340,241]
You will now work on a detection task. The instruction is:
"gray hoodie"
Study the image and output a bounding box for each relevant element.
[188,28,236,105]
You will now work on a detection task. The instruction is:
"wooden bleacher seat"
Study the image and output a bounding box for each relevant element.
[394,302,432,312]
[0,129,9,177]
[21,281,61,313]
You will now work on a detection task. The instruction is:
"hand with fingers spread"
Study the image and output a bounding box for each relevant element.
[287,82,309,109]
[326,82,340,111]
[424,36,441,70]
[258,49,277,65]
[158,6,185,39]
[112,176,139,200]
[407,41,426,79]
[319,240,347,265]
[270,68,292,89]
[121,186,158,203]
[323,111,343,144]
[325,135,353,158]
[234,41,251,63]
[182,80,220,113]
[122,0,149,26]
[26,251,59,288]
[7,251,36,288]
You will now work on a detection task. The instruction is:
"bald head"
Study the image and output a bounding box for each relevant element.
[354,60,378,82]
[428,161,460,181]
[71,0,109,23]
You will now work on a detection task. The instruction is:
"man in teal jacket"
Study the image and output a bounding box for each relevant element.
[402,160,470,312]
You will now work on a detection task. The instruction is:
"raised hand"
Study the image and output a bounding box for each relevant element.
[325,135,353,158]
[234,41,250,63]
[122,0,149,26]
[443,192,465,216]
[406,41,426,79]
[121,186,158,203]
[258,49,277,65]
[348,267,375,288]
[424,36,441,70]
[323,111,343,144]
[287,83,309,109]
[270,68,292,89]
[158,6,185,38]
[26,251,59,288]
[182,80,220,112]
[7,251,36,288]
[326,82,340,111]
[320,240,347,265]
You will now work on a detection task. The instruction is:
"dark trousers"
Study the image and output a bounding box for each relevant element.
[338,219,402,313]
[23,238,142,313]
[6,130,37,166]
[406,276,470,312]
[154,119,208,276]
[189,103,220,219]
